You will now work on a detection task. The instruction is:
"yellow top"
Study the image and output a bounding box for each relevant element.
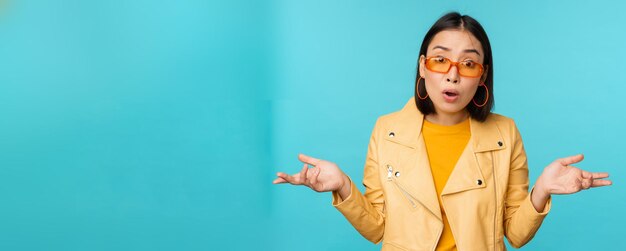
[422,117,471,251]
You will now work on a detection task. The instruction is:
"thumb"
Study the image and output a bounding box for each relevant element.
[298,153,321,166]
[559,154,584,166]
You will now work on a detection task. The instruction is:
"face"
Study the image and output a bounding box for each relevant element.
[419,29,488,116]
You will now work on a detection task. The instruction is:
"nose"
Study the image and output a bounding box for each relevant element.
[446,65,459,84]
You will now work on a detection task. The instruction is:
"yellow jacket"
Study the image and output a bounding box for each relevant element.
[332,97,551,251]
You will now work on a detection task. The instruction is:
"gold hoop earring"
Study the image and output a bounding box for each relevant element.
[473,84,489,107]
[417,76,428,100]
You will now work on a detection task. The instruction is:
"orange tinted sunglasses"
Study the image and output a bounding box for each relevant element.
[424,56,484,78]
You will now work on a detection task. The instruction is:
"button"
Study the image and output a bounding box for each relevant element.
[389,132,395,137]
[497,141,503,147]
[477,179,483,185]
[395,171,400,177]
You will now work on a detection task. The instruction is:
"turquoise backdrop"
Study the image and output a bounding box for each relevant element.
[1,1,623,250]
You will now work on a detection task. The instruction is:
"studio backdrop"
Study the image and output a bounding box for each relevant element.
[0,1,624,250]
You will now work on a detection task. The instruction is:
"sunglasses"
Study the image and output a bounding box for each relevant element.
[424,56,484,78]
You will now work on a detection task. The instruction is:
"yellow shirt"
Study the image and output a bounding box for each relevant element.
[422,117,471,251]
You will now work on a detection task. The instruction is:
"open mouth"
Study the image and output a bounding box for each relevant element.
[443,89,459,97]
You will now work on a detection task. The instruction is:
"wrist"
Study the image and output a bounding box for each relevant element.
[533,179,551,198]
[336,174,351,200]
[341,174,350,190]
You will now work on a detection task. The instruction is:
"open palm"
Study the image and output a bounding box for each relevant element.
[273,153,346,193]
[538,154,612,195]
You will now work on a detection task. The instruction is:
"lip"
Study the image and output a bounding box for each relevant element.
[442,89,460,103]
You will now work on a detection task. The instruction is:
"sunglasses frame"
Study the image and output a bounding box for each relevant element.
[424,56,484,78]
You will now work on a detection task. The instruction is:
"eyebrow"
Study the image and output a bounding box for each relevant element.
[432,45,481,56]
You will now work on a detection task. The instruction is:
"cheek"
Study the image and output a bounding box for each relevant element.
[445,74,476,86]
[423,74,443,92]
[458,82,482,105]
[464,85,479,96]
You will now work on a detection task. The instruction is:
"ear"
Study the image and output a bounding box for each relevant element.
[419,55,426,78]
[480,64,489,84]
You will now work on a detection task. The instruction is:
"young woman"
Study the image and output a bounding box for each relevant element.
[273,12,612,251]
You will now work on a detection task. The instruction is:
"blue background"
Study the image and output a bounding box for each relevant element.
[0,1,623,250]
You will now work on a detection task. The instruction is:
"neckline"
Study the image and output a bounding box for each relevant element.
[423,117,470,133]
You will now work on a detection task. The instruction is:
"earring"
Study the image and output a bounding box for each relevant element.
[473,83,489,107]
[416,76,428,100]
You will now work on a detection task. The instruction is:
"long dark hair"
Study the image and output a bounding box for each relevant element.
[415,12,494,122]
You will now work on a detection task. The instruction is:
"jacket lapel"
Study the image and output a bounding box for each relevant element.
[385,97,507,219]
[441,117,506,196]
[383,98,442,221]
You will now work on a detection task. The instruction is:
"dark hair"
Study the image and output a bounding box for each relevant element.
[415,12,494,122]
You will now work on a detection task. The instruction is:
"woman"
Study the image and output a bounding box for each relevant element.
[273,12,612,251]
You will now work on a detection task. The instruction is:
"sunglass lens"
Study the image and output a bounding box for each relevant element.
[426,58,450,73]
[458,62,482,77]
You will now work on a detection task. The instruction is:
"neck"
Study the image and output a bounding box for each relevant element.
[425,110,469,126]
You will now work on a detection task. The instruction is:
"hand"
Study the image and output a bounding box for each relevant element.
[536,154,612,196]
[273,153,349,193]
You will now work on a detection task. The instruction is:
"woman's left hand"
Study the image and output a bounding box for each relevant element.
[536,154,612,195]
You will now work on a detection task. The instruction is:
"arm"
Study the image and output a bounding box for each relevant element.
[272,119,386,244]
[331,118,385,244]
[503,122,613,248]
[503,123,552,248]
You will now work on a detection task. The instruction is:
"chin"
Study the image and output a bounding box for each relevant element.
[433,102,467,114]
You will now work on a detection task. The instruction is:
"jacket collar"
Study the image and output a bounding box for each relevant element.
[386,97,506,153]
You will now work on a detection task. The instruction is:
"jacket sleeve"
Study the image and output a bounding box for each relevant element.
[503,120,552,248]
[331,118,385,244]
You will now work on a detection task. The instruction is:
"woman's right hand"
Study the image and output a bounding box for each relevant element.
[273,153,351,196]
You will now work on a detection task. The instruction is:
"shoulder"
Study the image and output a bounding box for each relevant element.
[487,112,516,128]
[486,113,524,143]
[373,97,421,128]
[375,108,405,126]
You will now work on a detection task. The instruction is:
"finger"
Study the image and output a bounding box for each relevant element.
[273,177,288,184]
[277,171,300,185]
[581,178,592,190]
[309,168,321,190]
[581,170,593,179]
[559,154,584,166]
[299,153,321,166]
[297,163,309,185]
[306,166,318,180]
[591,179,613,187]
[592,172,610,179]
